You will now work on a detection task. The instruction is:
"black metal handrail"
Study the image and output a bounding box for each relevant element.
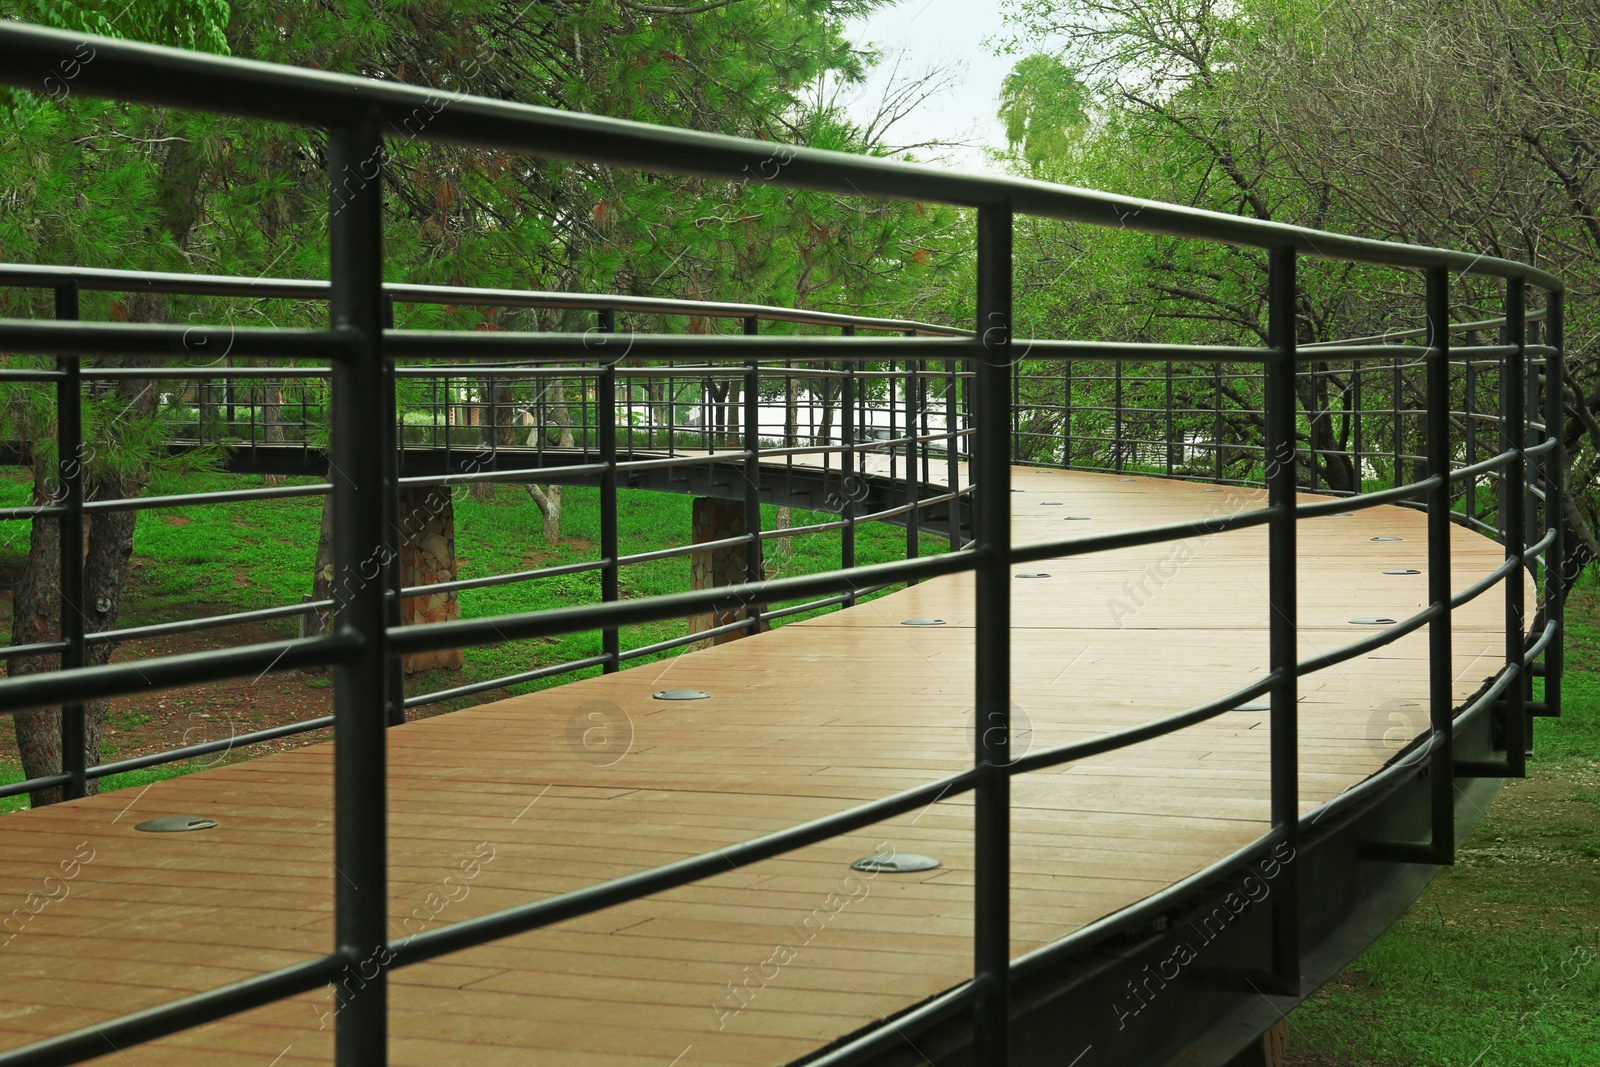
[0,262,981,733]
[0,20,1567,1067]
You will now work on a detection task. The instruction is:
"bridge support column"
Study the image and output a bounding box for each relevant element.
[397,484,462,672]
[1224,1019,1288,1067]
[688,496,760,647]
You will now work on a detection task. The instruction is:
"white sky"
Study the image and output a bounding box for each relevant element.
[841,0,1018,174]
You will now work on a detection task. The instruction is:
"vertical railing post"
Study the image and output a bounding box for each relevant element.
[972,200,1013,1067]
[701,365,711,455]
[946,357,960,546]
[1424,266,1455,859]
[1352,368,1363,492]
[1544,290,1565,715]
[920,357,931,484]
[1012,354,1021,462]
[963,355,974,459]
[301,381,312,465]
[785,357,797,482]
[1264,246,1301,994]
[667,366,677,456]
[624,348,636,459]
[1307,363,1321,493]
[1465,332,1478,526]
[382,296,405,727]
[841,325,857,607]
[487,374,499,459]
[1213,362,1224,482]
[742,316,764,629]
[1113,360,1124,472]
[1526,317,1541,555]
[903,337,920,582]
[1062,359,1072,469]
[1392,356,1404,489]
[599,308,621,672]
[1503,279,1527,775]
[858,354,868,473]
[1164,359,1175,477]
[890,357,900,484]
[55,282,86,800]
[580,367,593,455]
[444,371,455,471]
[328,116,391,1067]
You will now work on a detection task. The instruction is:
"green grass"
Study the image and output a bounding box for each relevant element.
[1285,583,1600,1066]
[1,758,209,815]
[1,465,941,803]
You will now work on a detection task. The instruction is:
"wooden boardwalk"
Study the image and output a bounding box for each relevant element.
[0,468,1518,1066]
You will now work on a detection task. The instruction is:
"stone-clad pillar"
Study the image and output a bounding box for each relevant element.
[397,485,463,673]
[687,496,760,647]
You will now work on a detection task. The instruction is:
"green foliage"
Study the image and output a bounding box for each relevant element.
[5,0,230,52]
[0,0,967,487]
[997,54,1089,173]
[0,0,229,120]
[993,0,1600,529]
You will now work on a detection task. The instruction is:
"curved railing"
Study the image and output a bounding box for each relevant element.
[0,262,979,773]
[0,20,1569,1067]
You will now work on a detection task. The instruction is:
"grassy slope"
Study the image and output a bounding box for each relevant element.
[1285,585,1600,1066]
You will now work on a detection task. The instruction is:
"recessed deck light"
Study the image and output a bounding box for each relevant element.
[654,689,709,700]
[135,816,217,833]
[851,853,940,873]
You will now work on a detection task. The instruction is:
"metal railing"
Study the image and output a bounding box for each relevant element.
[0,263,978,767]
[0,19,1568,1067]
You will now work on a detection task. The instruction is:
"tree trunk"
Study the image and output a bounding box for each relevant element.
[774,505,793,555]
[520,379,573,544]
[261,377,285,488]
[648,375,665,446]
[706,380,730,444]
[8,320,163,806]
[725,378,743,447]
[261,378,284,443]
[817,374,839,445]
[547,379,575,449]
[76,502,138,775]
[199,372,222,444]
[1299,364,1357,493]
[523,484,562,543]
[468,384,521,504]
[494,385,517,446]
[310,465,337,638]
[8,464,68,807]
